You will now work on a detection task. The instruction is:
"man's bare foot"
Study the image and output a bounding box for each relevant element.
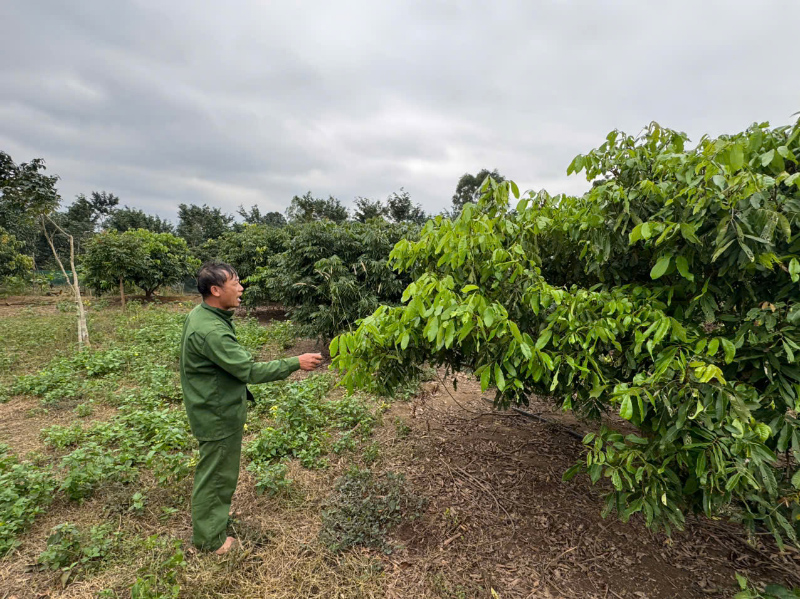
[214,536,238,555]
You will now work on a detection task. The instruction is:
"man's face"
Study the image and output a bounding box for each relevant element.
[212,273,243,310]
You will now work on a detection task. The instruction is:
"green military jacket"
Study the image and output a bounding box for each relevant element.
[180,302,300,441]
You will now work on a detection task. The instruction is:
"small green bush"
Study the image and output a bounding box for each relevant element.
[42,423,85,449]
[37,522,118,573]
[130,536,186,599]
[319,467,424,554]
[0,444,57,555]
[247,462,293,496]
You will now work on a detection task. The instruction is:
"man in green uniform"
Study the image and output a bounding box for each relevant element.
[180,262,322,554]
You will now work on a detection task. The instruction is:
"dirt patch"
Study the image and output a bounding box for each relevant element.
[373,372,800,598]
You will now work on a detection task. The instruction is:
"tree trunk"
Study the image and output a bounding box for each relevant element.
[41,215,91,349]
[119,277,126,309]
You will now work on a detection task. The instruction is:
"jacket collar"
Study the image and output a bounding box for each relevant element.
[200,302,235,321]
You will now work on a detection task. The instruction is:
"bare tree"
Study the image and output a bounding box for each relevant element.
[40,215,90,348]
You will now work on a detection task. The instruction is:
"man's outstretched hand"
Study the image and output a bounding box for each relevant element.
[298,353,324,371]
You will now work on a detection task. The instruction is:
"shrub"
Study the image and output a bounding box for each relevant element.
[333,117,800,544]
[244,220,418,339]
[37,522,118,577]
[319,467,424,554]
[0,444,57,554]
[247,462,293,496]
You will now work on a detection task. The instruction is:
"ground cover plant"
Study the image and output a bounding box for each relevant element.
[0,298,397,596]
[332,117,800,547]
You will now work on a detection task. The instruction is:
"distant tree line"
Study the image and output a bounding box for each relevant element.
[1,148,504,335]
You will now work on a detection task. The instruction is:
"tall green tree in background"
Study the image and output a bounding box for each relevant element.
[385,188,427,224]
[83,230,147,307]
[451,168,506,212]
[286,192,349,223]
[85,229,198,301]
[237,204,286,228]
[0,227,33,283]
[203,224,290,282]
[105,206,174,233]
[176,203,234,251]
[0,151,61,266]
[352,197,387,223]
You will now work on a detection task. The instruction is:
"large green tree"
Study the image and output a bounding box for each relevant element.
[286,192,348,223]
[236,204,286,228]
[130,230,198,300]
[333,118,800,546]
[0,151,61,265]
[352,197,387,223]
[84,229,198,301]
[104,206,174,234]
[176,203,234,250]
[82,230,147,307]
[0,227,34,283]
[451,168,505,212]
[203,224,290,282]
[385,188,426,224]
[245,220,416,339]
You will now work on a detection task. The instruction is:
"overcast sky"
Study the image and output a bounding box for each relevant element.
[1,1,798,222]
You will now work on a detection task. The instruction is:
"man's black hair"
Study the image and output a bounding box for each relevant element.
[197,262,238,298]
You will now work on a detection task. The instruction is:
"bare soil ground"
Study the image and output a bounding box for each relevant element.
[372,373,800,599]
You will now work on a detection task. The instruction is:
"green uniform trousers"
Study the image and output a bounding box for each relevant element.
[191,427,243,551]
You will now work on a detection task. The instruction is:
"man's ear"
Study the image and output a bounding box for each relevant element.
[210,285,222,297]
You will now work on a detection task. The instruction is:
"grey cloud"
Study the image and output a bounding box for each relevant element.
[1,0,799,223]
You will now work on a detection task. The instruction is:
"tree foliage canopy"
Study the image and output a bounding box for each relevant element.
[237,204,286,228]
[105,206,173,234]
[286,192,349,224]
[244,220,418,338]
[0,227,33,282]
[176,203,234,250]
[451,168,505,212]
[84,229,198,299]
[333,118,800,545]
[204,224,291,282]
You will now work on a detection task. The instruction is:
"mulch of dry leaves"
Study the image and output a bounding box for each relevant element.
[374,372,800,599]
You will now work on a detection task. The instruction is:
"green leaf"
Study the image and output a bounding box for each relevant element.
[761,149,776,167]
[720,338,736,363]
[730,145,744,171]
[755,422,771,442]
[562,464,581,482]
[675,256,694,281]
[494,365,506,391]
[461,285,479,293]
[329,336,339,357]
[400,331,410,350]
[790,258,800,283]
[650,256,671,280]
[712,239,735,262]
[791,470,800,489]
[629,223,643,244]
[620,396,633,420]
[535,329,552,350]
